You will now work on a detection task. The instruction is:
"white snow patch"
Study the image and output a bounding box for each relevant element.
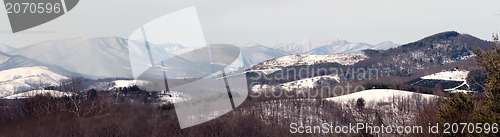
[249,53,367,74]
[421,70,469,81]
[420,70,472,93]
[158,91,189,103]
[252,75,340,93]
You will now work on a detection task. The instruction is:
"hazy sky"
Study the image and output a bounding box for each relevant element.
[0,0,499,48]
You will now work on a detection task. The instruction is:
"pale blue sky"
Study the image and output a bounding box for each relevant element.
[0,0,499,47]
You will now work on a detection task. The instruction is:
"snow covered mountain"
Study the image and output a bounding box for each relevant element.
[0,66,69,98]
[9,37,188,78]
[305,42,373,55]
[9,37,134,78]
[237,42,291,68]
[411,70,471,93]
[274,39,399,55]
[249,53,368,74]
[9,37,284,78]
[0,44,15,53]
[3,90,72,99]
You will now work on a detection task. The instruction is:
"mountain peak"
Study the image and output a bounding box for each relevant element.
[0,44,15,53]
[377,41,395,45]
[235,42,264,47]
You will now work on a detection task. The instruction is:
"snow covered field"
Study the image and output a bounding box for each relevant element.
[419,70,471,93]
[250,53,367,74]
[252,75,340,93]
[325,89,438,105]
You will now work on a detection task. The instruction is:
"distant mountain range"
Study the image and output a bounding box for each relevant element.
[1,37,397,79]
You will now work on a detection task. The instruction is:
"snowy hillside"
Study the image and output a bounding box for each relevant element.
[325,89,438,105]
[3,90,72,99]
[415,70,470,93]
[371,41,400,50]
[249,53,367,74]
[273,39,399,55]
[0,66,69,98]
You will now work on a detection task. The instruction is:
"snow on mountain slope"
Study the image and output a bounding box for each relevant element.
[274,39,336,54]
[238,42,291,68]
[252,75,340,93]
[238,40,397,69]
[112,80,149,89]
[10,37,134,78]
[158,91,190,103]
[325,89,438,126]
[249,53,367,74]
[0,51,74,77]
[421,70,469,81]
[273,39,399,55]
[0,66,69,98]
[419,70,470,93]
[0,44,15,53]
[325,89,438,105]
[3,90,72,99]
[306,42,374,55]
